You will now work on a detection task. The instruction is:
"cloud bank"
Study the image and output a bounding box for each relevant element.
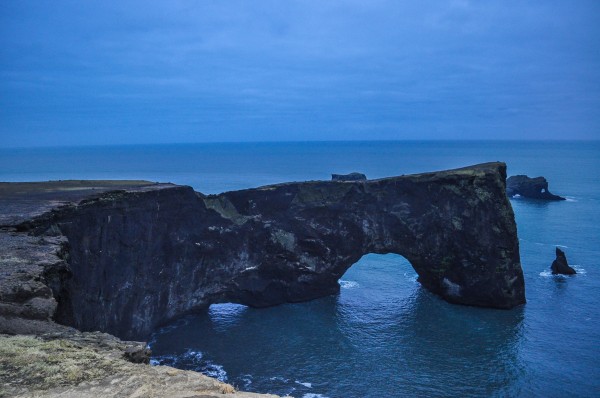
[1,1,599,146]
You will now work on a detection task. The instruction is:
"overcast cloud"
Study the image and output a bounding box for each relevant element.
[1,1,599,146]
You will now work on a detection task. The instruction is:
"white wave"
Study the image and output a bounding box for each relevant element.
[240,374,253,388]
[182,349,203,362]
[534,242,566,248]
[150,349,228,382]
[269,376,290,382]
[149,353,179,366]
[572,265,587,274]
[564,196,577,202]
[204,362,228,382]
[303,394,329,398]
[403,272,418,282]
[295,380,312,388]
[539,265,586,277]
[338,280,359,289]
[150,349,202,367]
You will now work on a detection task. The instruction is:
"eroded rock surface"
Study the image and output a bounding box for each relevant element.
[506,175,565,200]
[0,163,525,342]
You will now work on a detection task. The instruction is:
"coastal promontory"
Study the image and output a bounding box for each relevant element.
[0,162,526,395]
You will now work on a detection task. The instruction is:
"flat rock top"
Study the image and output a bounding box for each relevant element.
[0,162,504,226]
[0,180,175,226]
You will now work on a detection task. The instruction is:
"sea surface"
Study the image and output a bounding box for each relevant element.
[1,141,599,397]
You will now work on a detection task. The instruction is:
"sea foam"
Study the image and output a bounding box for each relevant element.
[339,280,359,289]
[295,380,312,388]
[539,265,586,278]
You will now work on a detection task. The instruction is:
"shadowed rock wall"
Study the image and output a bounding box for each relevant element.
[11,162,525,340]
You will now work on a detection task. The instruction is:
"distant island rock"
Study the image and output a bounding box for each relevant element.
[506,175,565,200]
[331,172,367,181]
[551,247,576,275]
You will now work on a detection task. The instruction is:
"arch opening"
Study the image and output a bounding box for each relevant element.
[337,253,420,303]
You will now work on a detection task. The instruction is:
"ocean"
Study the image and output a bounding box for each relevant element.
[1,141,599,397]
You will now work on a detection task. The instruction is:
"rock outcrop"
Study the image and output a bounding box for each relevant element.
[551,248,576,275]
[0,182,280,398]
[506,175,565,200]
[0,333,277,398]
[0,163,525,343]
[331,172,367,181]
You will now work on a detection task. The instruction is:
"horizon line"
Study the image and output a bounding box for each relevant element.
[2,138,600,150]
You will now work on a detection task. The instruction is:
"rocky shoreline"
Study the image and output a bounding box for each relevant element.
[0,332,278,398]
[0,163,525,397]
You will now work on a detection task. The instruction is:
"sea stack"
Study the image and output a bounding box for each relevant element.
[506,175,565,200]
[551,248,576,275]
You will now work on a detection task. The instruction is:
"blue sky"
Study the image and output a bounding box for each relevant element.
[1,1,599,146]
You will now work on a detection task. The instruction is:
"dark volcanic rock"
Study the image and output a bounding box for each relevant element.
[331,172,367,181]
[551,247,576,275]
[506,175,565,200]
[0,230,75,335]
[123,344,152,364]
[0,163,526,340]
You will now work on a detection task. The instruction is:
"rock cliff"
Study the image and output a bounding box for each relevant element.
[1,162,525,343]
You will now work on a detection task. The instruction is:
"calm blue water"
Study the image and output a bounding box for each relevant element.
[1,141,599,397]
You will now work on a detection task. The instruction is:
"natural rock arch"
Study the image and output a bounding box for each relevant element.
[13,162,525,340]
[212,163,524,311]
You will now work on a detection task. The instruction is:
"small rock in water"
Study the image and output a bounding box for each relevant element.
[331,172,367,181]
[551,247,576,275]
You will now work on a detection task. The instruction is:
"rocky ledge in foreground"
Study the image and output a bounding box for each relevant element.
[0,332,277,398]
[506,175,565,200]
[1,162,525,345]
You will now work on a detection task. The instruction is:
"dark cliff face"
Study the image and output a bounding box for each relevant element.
[4,163,525,340]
